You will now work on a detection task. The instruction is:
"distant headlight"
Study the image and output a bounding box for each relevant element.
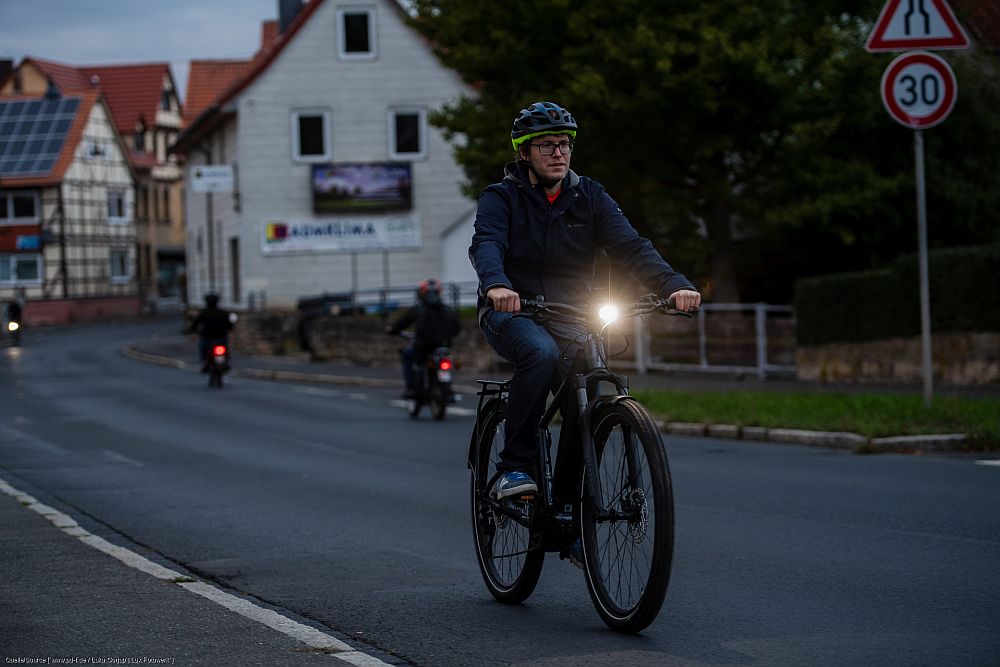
[598,303,619,325]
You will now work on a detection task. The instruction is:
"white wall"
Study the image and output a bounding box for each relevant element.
[223,0,475,308]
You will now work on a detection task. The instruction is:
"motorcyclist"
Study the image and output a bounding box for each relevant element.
[189,293,234,371]
[386,279,461,398]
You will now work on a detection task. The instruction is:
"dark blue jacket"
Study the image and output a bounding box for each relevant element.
[469,161,696,314]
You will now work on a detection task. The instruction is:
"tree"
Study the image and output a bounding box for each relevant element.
[409,0,1000,301]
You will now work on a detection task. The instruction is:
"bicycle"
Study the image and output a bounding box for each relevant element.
[468,295,691,633]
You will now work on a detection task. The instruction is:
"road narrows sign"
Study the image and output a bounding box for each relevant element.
[880,51,957,129]
[866,0,970,52]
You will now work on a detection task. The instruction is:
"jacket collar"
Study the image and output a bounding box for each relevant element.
[503,161,580,191]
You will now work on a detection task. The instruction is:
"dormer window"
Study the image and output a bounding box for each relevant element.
[338,7,377,60]
[134,127,146,153]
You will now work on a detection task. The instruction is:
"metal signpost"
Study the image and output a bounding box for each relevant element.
[866,0,969,407]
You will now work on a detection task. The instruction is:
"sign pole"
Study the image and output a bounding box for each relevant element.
[914,129,933,407]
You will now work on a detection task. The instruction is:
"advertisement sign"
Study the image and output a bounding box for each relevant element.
[260,216,421,254]
[311,162,412,214]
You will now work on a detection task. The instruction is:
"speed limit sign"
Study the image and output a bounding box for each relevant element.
[881,51,957,129]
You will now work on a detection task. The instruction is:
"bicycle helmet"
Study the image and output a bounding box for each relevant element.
[511,102,578,152]
[204,293,219,307]
[418,279,442,305]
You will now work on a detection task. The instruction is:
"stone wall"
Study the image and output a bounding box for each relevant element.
[796,332,1000,385]
[230,311,501,372]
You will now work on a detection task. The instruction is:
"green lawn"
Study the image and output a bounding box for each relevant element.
[631,389,1000,448]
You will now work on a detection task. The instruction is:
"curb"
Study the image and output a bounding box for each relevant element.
[123,346,973,454]
[657,421,969,453]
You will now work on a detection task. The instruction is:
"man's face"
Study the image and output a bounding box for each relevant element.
[523,133,573,186]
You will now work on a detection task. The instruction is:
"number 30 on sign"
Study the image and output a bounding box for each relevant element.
[880,51,957,129]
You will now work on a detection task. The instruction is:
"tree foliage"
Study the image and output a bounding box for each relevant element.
[408,0,1000,301]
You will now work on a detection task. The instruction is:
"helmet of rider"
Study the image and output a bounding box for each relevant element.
[204,293,219,307]
[417,279,442,306]
[511,101,578,154]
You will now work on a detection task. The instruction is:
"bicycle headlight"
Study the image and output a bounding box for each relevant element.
[598,303,619,325]
[7,321,18,332]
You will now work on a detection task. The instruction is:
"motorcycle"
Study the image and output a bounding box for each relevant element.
[206,341,230,388]
[399,332,456,420]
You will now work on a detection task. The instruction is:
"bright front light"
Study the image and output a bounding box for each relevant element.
[7,321,18,332]
[598,303,619,325]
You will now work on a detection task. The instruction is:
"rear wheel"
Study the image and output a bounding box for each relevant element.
[471,401,543,603]
[580,399,673,633]
[430,384,447,420]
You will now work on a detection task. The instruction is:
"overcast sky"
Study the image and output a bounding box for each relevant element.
[0,0,280,100]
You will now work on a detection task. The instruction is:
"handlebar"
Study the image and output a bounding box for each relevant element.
[519,294,694,321]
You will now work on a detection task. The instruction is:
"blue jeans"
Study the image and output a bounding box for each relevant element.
[480,309,586,475]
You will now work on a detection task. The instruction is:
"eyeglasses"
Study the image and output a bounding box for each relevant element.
[530,140,575,156]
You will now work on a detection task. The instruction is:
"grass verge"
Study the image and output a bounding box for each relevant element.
[631,389,1000,449]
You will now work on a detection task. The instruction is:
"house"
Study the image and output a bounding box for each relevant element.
[0,86,139,323]
[172,0,478,311]
[3,58,186,308]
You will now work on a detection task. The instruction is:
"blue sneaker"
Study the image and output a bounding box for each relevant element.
[491,471,538,499]
[562,538,584,570]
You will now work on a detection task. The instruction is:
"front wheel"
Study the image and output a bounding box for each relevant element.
[580,399,674,633]
[470,400,543,604]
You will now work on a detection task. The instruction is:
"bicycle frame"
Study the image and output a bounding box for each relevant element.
[472,296,681,538]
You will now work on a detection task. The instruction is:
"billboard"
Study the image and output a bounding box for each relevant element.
[312,162,412,214]
[260,216,421,254]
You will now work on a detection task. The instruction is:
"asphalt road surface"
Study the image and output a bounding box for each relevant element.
[2,320,999,666]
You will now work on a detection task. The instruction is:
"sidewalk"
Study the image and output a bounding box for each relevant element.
[0,478,400,666]
[124,335,994,453]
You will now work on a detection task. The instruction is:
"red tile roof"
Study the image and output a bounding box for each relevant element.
[80,63,171,135]
[22,57,90,91]
[0,90,101,188]
[183,59,252,127]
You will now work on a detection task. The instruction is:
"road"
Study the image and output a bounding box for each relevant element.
[2,320,999,666]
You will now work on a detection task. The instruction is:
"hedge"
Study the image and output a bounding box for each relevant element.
[793,244,1000,345]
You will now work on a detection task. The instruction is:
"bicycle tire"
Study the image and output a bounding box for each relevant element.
[470,400,543,603]
[579,399,673,633]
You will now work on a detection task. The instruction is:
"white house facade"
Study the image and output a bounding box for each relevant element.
[177,0,477,310]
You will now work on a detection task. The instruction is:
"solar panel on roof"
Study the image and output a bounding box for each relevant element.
[0,97,80,178]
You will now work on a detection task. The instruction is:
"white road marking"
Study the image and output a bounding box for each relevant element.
[291,386,344,397]
[0,476,392,666]
[975,460,1000,467]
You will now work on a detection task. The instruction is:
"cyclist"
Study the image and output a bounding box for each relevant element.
[189,293,234,371]
[469,101,701,508]
[386,279,461,398]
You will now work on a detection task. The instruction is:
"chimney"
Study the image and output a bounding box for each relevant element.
[259,20,280,53]
[278,0,303,33]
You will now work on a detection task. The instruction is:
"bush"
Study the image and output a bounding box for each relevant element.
[794,244,1000,345]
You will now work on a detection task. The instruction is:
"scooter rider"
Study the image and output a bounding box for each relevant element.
[189,293,234,371]
[386,279,461,398]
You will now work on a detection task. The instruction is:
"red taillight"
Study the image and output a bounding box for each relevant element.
[213,345,227,356]
[439,359,452,371]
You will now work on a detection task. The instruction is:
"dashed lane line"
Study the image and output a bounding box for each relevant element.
[975,460,1000,467]
[0,476,393,666]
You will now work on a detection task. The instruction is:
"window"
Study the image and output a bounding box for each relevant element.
[0,191,38,224]
[161,90,171,111]
[291,110,331,162]
[107,189,127,221]
[0,254,41,284]
[388,108,427,160]
[338,7,377,59]
[134,128,146,153]
[110,250,129,283]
